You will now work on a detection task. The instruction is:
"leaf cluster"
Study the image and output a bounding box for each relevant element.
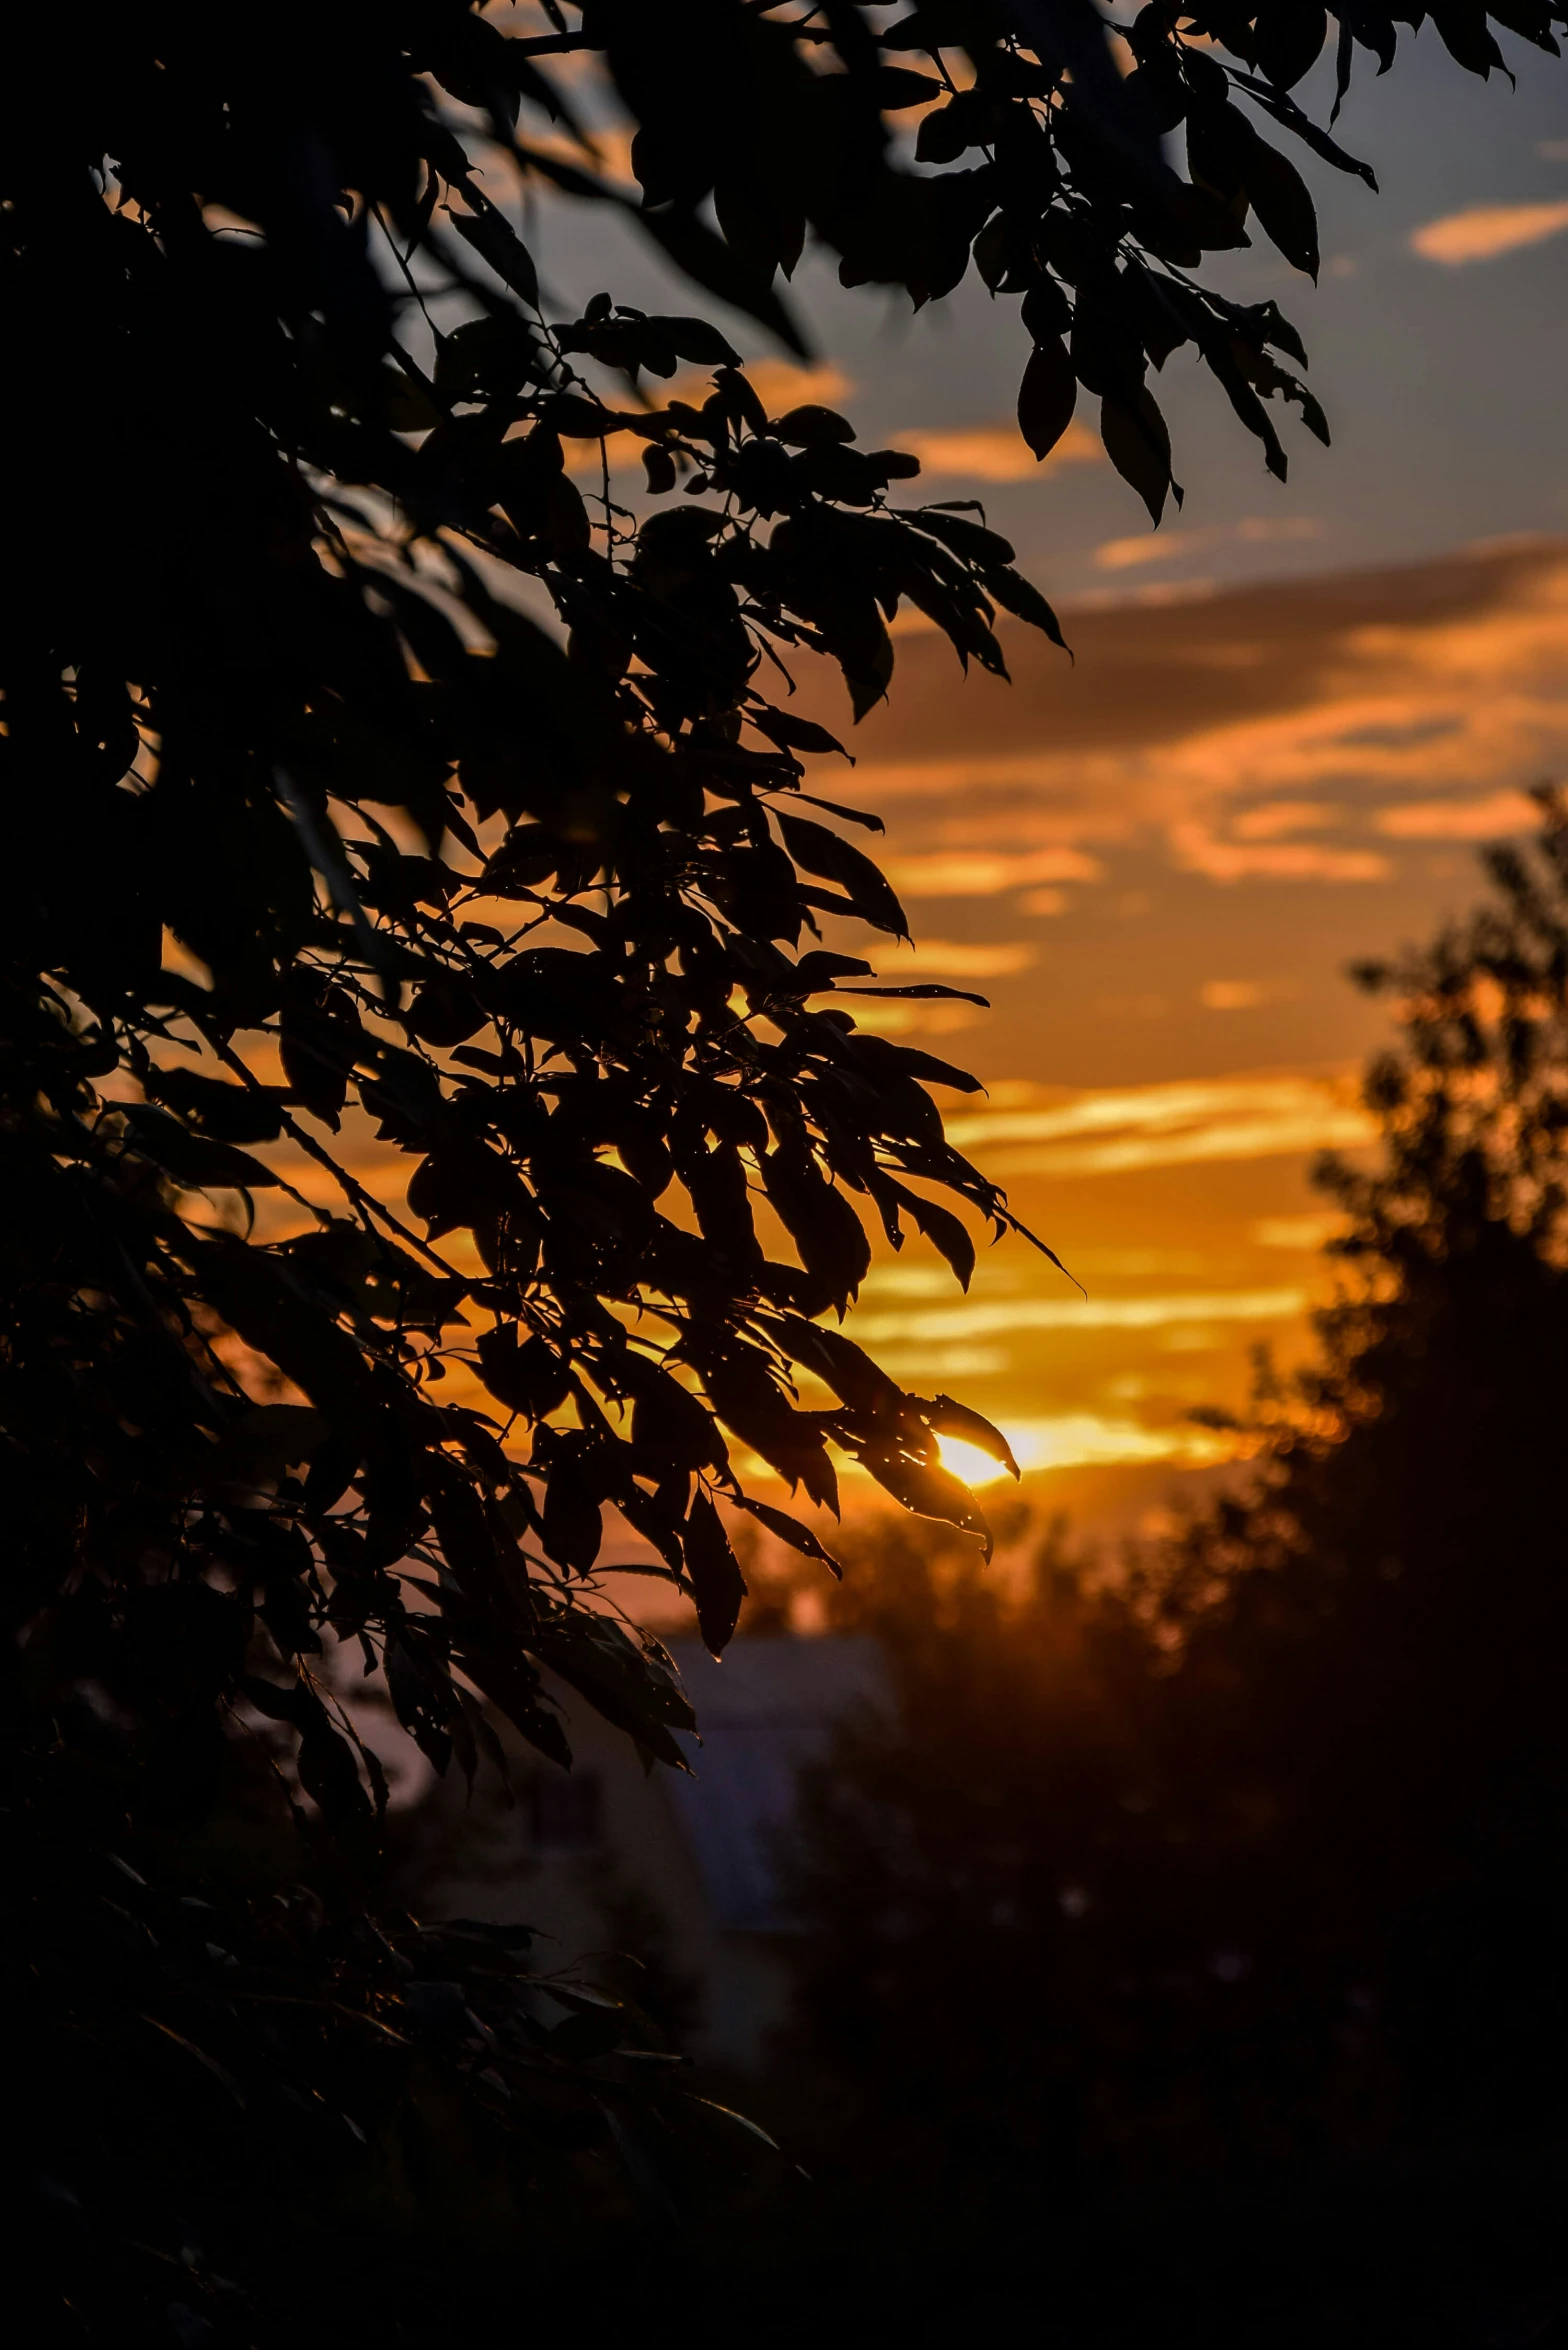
[5,2,1061,1860]
[496,0,1564,517]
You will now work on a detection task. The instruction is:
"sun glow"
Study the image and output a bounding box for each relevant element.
[935,1415,1241,1487]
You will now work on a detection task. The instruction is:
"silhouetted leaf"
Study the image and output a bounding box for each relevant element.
[1244,133,1320,277]
[478,1326,572,1419]
[449,196,541,306]
[1100,387,1177,525]
[856,1442,992,1557]
[1017,336,1077,461]
[682,1489,748,1654]
[985,565,1068,652]
[750,707,852,760]
[777,812,909,937]
[877,1178,978,1291]
[639,209,808,355]
[727,1491,843,1577]
[920,1393,1019,1477]
[148,1070,290,1145]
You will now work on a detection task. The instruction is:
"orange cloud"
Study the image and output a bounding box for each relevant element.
[898,419,1103,481]
[1096,529,1199,572]
[852,1287,1309,1343]
[1252,1213,1347,1250]
[1374,789,1540,838]
[1231,800,1342,839]
[842,999,983,1037]
[800,541,1568,901]
[883,847,1103,896]
[1097,518,1322,571]
[739,359,854,412]
[943,1072,1375,1178]
[1410,200,1568,265]
[1200,979,1291,1010]
[840,755,1097,803]
[871,937,1040,977]
[1171,825,1391,882]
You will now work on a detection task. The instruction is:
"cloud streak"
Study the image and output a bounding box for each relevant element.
[852,1288,1308,1344]
[1200,978,1297,1010]
[897,419,1103,481]
[818,544,1568,897]
[944,1072,1375,1178]
[1411,200,1568,265]
[870,937,1039,978]
[1374,788,1540,838]
[1096,529,1201,572]
[1171,824,1391,882]
[1095,518,1322,572]
[883,847,1103,896]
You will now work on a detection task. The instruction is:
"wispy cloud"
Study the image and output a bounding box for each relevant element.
[944,1072,1374,1178]
[1096,530,1201,573]
[740,359,854,412]
[1171,824,1391,882]
[1200,978,1297,1010]
[897,419,1103,481]
[835,755,1094,803]
[853,1288,1308,1344]
[861,1263,978,1299]
[1252,1212,1347,1250]
[870,937,1039,978]
[1231,800,1342,839]
[1411,199,1568,265]
[883,847,1103,896]
[835,545,1568,892]
[870,1345,1012,1382]
[1095,518,1322,572]
[841,999,983,1037]
[1373,788,1540,838]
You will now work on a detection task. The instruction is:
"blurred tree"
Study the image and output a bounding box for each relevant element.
[1162,785,1568,2139]
[4,4,1562,2337]
[782,800,1568,2327]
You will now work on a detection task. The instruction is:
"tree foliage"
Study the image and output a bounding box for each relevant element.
[3,3,1562,2334]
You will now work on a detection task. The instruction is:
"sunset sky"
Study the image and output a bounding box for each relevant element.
[791,539,1568,1533]
[482,23,1568,1544]
[458,21,1568,1549]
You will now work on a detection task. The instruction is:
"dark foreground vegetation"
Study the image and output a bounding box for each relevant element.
[7,4,1566,2342]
